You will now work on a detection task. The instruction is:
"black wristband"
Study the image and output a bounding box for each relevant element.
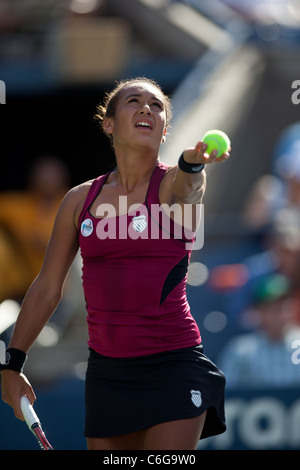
[178,153,205,174]
[0,347,27,373]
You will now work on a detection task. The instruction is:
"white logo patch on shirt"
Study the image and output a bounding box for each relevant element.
[132,214,147,233]
[81,218,93,237]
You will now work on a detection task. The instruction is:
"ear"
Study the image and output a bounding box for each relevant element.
[103,117,114,135]
[162,128,167,143]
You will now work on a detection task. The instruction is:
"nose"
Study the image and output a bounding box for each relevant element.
[138,102,151,114]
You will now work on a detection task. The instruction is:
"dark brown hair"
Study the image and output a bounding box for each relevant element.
[94,77,172,142]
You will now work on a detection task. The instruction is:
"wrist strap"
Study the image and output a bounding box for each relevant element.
[0,347,27,373]
[178,153,205,174]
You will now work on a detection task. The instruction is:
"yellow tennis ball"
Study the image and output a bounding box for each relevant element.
[203,130,230,157]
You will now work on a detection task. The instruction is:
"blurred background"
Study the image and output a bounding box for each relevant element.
[1,0,300,450]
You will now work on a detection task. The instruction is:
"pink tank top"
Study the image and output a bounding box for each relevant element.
[78,161,201,357]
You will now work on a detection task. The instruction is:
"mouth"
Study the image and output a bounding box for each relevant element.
[135,119,153,130]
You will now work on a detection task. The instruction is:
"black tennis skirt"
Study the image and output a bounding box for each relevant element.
[84,344,226,439]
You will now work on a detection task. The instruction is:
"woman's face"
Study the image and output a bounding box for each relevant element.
[104,82,167,153]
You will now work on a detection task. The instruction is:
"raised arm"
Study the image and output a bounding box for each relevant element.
[159,141,230,230]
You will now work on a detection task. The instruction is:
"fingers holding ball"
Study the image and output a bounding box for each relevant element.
[202,130,231,159]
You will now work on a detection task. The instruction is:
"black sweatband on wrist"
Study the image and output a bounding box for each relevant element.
[0,347,27,373]
[178,153,205,174]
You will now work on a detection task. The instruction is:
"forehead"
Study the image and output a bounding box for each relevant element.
[121,83,164,102]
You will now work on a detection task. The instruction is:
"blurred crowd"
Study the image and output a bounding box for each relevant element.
[0,156,69,302]
[0,156,83,350]
[0,0,107,59]
[209,121,300,389]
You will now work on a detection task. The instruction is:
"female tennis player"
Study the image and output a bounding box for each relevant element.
[1,77,229,450]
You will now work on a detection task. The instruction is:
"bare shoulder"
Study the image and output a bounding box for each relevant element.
[68,179,94,199]
[59,179,95,229]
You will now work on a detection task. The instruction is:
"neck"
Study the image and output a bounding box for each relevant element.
[114,150,159,192]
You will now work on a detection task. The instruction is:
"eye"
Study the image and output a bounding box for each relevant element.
[151,101,163,110]
[128,98,139,104]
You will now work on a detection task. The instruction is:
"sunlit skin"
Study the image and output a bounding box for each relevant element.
[107,87,167,153]
[102,83,168,195]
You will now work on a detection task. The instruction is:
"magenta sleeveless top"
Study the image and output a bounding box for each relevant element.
[78,161,201,357]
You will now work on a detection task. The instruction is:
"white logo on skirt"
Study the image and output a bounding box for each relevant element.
[190,390,202,408]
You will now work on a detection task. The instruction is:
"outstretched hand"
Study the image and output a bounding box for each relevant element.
[183,141,231,165]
